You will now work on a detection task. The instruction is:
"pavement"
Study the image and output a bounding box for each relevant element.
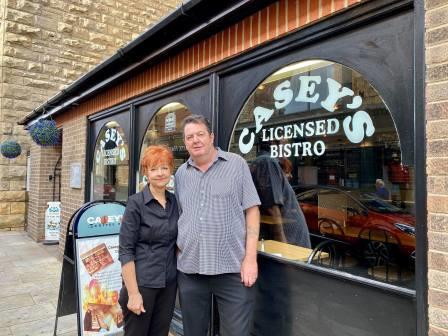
[0,230,77,336]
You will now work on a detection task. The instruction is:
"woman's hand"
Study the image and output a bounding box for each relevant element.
[127,292,146,315]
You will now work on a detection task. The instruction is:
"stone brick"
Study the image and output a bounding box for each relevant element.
[429,251,448,272]
[428,139,448,157]
[429,176,448,194]
[430,214,448,233]
[428,63,448,82]
[430,307,448,330]
[8,166,27,180]
[427,82,448,102]
[5,8,34,25]
[428,102,448,121]
[429,195,448,214]
[429,232,448,253]
[426,5,448,28]
[0,203,10,215]
[0,214,25,228]
[426,0,448,10]
[428,158,448,175]
[0,191,26,202]
[426,26,448,45]
[11,0,41,14]
[9,181,26,191]
[6,22,40,36]
[0,181,9,191]
[427,44,448,65]
[430,288,448,311]
[10,202,26,214]
[430,326,448,336]
[5,32,31,47]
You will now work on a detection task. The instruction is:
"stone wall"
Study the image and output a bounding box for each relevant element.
[0,0,181,229]
[426,0,448,334]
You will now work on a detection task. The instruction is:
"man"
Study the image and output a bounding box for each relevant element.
[250,151,311,248]
[175,115,261,336]
[375,178,390,200]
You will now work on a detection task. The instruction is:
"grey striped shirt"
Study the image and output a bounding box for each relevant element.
[175,148,261,275]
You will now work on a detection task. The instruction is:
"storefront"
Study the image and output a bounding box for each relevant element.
[22,0,427,335]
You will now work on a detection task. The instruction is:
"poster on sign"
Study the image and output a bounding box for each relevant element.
[45,201,61,242]
[76,235,123,335]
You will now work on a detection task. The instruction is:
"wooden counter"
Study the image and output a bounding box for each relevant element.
[257,240,327,262]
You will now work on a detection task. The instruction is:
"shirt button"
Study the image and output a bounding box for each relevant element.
[200,203,204,207]
[199,217,203,221]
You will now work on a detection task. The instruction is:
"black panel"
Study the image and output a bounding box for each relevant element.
[218,11,414,165]
[88,109,131,200]
[135,83,210,152]
[253,256,416,336]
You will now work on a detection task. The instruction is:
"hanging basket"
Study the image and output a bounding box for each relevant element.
[0,140,22,159]
[29,119,61,146]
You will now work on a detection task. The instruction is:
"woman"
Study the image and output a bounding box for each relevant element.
[119,145,178,336]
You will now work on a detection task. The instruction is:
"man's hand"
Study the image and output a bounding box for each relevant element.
[241,256,258,287]
[127,292,146,315]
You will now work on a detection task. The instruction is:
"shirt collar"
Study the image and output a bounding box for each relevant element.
[187,147,229,167]
[142,185,171,205]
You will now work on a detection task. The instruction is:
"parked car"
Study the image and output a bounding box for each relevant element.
[294,186,415,266]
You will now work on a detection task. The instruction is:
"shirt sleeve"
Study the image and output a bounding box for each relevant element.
[240,158,261,210]
[174,172,182,214]
[118,196,141,266]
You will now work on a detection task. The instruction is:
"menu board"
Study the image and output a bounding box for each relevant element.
[76,236,123,335]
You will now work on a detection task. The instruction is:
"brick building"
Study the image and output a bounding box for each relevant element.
[19,0,448,335]
[0,0,181,232]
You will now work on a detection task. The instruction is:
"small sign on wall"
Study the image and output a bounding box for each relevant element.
[70,162,82,189]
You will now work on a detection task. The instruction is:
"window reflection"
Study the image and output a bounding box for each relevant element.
[92,121,129,201]
[138,102,192,191]
[229,60,415,288]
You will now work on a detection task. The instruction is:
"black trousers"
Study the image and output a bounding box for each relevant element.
[119,282,177,336]
[177,272,256,336]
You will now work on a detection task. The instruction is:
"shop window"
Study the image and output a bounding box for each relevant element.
[229,60,415,288]
[138,102,192,191]
[92,121,129,201]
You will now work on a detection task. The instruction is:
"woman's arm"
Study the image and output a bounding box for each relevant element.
[122,261,146,315]
[119,197,145,315]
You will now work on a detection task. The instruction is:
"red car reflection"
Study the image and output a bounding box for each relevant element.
[295,186,415,264]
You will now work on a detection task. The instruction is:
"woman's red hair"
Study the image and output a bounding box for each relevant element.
[140,145,174,173]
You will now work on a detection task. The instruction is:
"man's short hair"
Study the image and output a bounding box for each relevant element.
[376,179,384,187]
[181,115,212,135]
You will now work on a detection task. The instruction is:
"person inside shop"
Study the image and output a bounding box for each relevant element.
[175,115,261,336]
[118,145,179,336]
[250,142,311,248]
[375,178,390,200]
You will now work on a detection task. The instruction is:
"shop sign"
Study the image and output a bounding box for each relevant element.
[45,201,61,242]
[238,76,376,157]
[76,203,124,238]
[165,112,176,132]
[95,127,126,166]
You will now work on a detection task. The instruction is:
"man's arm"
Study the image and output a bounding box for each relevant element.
[241,205,260,287]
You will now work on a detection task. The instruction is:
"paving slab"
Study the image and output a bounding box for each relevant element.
[0,231,77,336]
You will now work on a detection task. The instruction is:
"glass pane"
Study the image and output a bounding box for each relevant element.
[92,121,129,201]
[228,60,415,289]
[138,102,192,191]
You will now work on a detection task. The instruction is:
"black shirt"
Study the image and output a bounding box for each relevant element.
[119,186,178,288]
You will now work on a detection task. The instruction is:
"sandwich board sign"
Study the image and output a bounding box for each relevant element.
[54,201,125,336]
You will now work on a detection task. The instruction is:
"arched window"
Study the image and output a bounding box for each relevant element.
[92,121,129,201]
[229,60,415,288]
[138,102,192,191]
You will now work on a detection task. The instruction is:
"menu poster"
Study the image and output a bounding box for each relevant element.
[76,236,123,335]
